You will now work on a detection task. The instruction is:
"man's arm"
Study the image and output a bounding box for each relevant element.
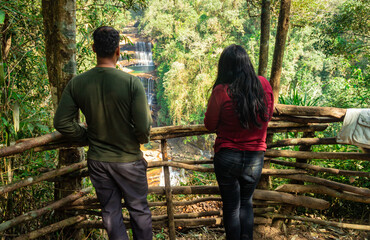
[53,80,87,142]
[131,77,152,143]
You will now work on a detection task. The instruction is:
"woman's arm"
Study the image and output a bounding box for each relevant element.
[204,86,224,131]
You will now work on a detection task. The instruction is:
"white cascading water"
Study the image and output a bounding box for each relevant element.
[139,77,154,109]
[134,42,155,110]
[135,42,154,66]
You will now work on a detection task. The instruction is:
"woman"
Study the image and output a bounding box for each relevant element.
[204,44,274,240]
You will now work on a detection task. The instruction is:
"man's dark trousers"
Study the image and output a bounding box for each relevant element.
[87,158,152,240]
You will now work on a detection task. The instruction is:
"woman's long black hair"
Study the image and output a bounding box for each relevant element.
[212,44,269,129]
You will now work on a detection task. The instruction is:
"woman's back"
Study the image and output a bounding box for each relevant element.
[204,76,274,152]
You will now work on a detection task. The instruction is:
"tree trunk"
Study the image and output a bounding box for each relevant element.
[269,0,291,103]
[258,0,271,77]
[41,1,83,238]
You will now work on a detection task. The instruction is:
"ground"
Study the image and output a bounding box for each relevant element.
[153,224,369,240]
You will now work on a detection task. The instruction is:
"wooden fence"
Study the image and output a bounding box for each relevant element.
[0,104,369,239]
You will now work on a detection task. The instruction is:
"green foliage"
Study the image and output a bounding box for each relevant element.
[279,86,320,106]
[0,10,5,24]
[317,0,369,58]
[141,0,369,126]
[0,0,147,236]
[140,0,251,125]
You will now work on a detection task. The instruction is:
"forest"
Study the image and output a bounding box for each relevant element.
[0,0,369,239]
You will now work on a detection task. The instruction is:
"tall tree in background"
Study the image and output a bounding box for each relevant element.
[258,0,271,77]
[41,1,84,238]
[270,0,292,103]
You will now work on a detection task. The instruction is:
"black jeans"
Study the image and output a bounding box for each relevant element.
[214,149,264,240]
[87,159,152,240]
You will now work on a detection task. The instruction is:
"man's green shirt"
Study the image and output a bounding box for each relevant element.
[54,67,152,163]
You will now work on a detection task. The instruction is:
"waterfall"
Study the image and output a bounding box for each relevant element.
[140,77,154,110]
[135,42,154,66]
[133,42,155,109]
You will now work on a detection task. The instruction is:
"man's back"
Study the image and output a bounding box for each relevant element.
[54,67,152,163]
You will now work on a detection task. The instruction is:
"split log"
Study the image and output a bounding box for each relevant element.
[267,124,328,133]
[271,214,370,231]
[268,137,338,148]
[274,104,347,119]
[275,184,370,204]
[13,215,86,240]
[271,115,342,123]
[265,149,370,161]
[0,187,92,232]
[274,174,370,197]
[270,159,370,177]
[0,161,88,195]
[253,189,329,210]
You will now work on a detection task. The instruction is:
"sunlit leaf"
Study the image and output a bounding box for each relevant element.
[0,10,5,24]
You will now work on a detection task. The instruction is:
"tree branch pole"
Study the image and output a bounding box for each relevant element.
[270,159,370,177]
[13,215,87,240]
[270,214,370,231]
[0,187,92,232]
[0,131,62,158]
[274,174,370,197]
[0,103,349,157]
[0,161,87,195]
[275,184,370,204]
[75,217,271,230]
[266,149,370,161]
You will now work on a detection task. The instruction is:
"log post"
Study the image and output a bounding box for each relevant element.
[293,132,315,184]
[161,139,176,239]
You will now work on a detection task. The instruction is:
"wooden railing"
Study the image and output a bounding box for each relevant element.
[0,104,369,239]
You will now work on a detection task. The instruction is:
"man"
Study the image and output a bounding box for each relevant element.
[54,26,153,240]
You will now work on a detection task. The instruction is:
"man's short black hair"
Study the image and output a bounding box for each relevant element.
[93,26,120,58]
